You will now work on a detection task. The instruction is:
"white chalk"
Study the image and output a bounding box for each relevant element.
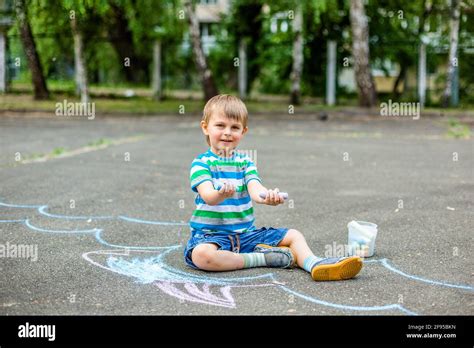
[259,192,288,200]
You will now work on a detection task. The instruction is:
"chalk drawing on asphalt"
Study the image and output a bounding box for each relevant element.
[2,198,473,315]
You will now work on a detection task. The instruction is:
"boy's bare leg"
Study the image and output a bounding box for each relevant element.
[277,229,315,268]
[278,228,363,281]
[192,243,245,271]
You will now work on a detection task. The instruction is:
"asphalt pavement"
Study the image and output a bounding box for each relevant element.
[0,111,472,315]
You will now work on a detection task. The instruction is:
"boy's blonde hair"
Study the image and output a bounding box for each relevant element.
[202,94,248,145]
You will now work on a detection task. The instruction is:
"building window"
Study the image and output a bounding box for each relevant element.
[270,12,290,33]
[200,23,216,37]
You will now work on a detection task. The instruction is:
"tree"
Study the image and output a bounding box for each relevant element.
[70,10,89,103]
[252,0,335,97]
[290,3,303,105]
[442,0,461,107]
[349,0,377,107]
[225,0,265,94]
[102,2,150,84]
[62,0,110,103]
[184,0,218,101]
[364,0,430,100]
[115,0,185,87]
[14,0,49,100]
[301,0,346,97]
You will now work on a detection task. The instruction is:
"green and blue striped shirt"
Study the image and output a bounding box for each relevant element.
[189,149,261,233]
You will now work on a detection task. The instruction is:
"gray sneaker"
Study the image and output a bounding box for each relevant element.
[254,244,296,269]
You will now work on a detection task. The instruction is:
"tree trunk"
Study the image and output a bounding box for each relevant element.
[290,4,304,105]
[392,63,406,98]
[349,0,377,107]
[106,3,149,84]
[415,0,433,107]
[14,0,49,100]
[184,0,218,101]
[418,0,433,36]
[70,15,89,104]
[442,0,461,107]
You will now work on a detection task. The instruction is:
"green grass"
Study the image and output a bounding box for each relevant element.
[17,136,133,164]
[0,93,346,115]
[51,147,66,156]
[446,118,471,139]
[2,83,473,116]
[27,152,44,160]
[87,138,112,147]
[20,148,66,162]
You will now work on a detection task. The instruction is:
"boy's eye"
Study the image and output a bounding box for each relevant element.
[214,124,240,130]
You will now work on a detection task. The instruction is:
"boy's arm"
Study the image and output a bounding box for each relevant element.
[248,180,285,205]
[196,181,236,206]
[247,180,268,204]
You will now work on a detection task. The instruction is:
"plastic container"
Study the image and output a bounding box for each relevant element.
[347,220,378,257]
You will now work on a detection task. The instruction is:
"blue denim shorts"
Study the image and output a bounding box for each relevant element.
[184,227,289,269]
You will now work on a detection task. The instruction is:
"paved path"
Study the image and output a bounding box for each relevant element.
[0,113,472,315]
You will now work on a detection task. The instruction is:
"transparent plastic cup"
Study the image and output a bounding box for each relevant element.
[347,220,378,257]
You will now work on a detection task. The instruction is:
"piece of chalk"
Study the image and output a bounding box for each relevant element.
[259,192,288,200]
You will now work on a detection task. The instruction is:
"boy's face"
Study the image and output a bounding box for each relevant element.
[201,110,248,156]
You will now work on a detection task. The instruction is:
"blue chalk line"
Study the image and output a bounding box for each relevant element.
[38,205,114,220]
[278,285,418,315]
[1,198,472,315]
[119,215,188,226]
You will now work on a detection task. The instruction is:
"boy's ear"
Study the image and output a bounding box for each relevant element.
[200,120,209,135]
[242,126,248,135]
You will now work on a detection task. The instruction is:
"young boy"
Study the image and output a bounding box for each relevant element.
[184,94,363,281]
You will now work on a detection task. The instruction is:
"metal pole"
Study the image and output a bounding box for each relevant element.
[451,65,459,107]
[152,39,162,100]
[418,43,426,108]
[238,39,247,100]
[326,40,337,105]
[0,32,6,93]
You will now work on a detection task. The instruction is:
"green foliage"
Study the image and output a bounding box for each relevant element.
[207,0,265,91]
[8,0,186,86]
[5,0,473,106]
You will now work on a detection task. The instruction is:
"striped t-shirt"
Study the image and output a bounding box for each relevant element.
[189,148,261,233]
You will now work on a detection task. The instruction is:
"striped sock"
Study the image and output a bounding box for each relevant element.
[303,255,323,273]
[242,253,267,268]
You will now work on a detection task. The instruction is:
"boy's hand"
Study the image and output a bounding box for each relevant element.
[263,188,285,206]
[218,182,236,198]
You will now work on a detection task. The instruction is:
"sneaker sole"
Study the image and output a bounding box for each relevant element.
[255,243,297,268]
[311,256,363,281]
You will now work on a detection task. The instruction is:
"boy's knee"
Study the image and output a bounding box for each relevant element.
[278,229,305,247]
[287,229,304,240]
[192,245,216,269]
